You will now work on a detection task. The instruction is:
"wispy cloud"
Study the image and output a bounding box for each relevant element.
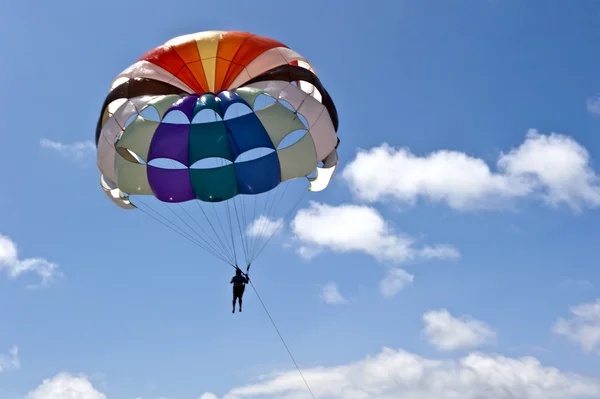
[40,138,95,164]
[320,282,347,304]
[0,233,61,288]
[419,244,461,260]
[0,346,20,373]
[343,129,600,212]
[560,278,594,290]
[508,344,551,354]
[586,95,600,117]
[553,298,600,354]
[379,268,414,298]
[423,309,497,351]
[246,216,284,238]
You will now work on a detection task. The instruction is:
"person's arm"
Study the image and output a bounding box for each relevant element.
[230,277,234,284]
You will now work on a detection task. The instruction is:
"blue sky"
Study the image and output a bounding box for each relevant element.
[2,0,600,398]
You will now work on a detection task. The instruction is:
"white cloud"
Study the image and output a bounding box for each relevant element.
[290,202,459,264]
[23,346,600,399]
[419,244,461,260]
[498,129,600,210]
[553,298,600,354]
[342,143,527,210]
[199,346,600,399]
[343,129,600,211]
[40,138,95,163]
[586,95,600,116]
[0,345,19,373]
[246,216,284,238]
[26,372,107,399]
[0,233,60,288]
[134,396,173,399]
[379,268,414,298]
[320,282,347,304]
[423,309,497,351]
[560,278,594,290]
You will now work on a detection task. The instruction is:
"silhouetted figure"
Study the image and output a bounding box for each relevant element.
[230,267,249,313]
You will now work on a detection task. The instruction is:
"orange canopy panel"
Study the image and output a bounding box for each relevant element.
[138,31,288,94]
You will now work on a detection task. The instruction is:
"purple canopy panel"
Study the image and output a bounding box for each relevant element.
[147,123,190,166]
[147,166,195,203]
[164,94,200,121]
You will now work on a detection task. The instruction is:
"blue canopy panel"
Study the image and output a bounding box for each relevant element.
[143,92,282,203]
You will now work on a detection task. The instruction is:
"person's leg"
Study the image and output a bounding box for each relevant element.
[239,296,243,312]
[232,293,236,313]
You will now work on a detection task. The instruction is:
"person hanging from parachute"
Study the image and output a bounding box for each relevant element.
[93,30,341,315]
[230,266,249,313]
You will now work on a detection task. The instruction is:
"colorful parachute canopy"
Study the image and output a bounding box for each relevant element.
[94,31,339,265]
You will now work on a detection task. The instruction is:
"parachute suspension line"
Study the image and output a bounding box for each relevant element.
[211,108,242,267]
[167,159,236,264]
[231,196,249,265]
[144,156,230,262]
[247,178,297,263]
[134,202,317,399]
[194,201,236,265]
[247,182,281,261]
[248,280,317,399]
[224,191,238,266]
[249,193,258,256]
[132,197,205,251]
[133,200,315,397]
[251,186,308,264]
[260,182,291,243]
[238,196,251,263]
[252,187,279,257]
[131,196,234,266]
[175,202,234,264]
[244,190,266,264]
[238,194,251,264]
[159,199,233,264]
[210,201,235,261]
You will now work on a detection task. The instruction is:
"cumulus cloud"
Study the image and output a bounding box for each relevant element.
[25,372,107,399]
[199,346,600,399]
[246,216,284,238]
[343,129,600,211]
[290,202,460,264]
[0,345,19,373]
[23,347,600,399]
[320,282,347,304]
[423,309,497,351]
[498,129,600,209]
[0,233,60,288]
[379,268,414,298]
[553,298,600,354]
[40,138,95,163]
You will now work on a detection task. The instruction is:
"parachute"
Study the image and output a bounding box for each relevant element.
[95,30,340,268]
